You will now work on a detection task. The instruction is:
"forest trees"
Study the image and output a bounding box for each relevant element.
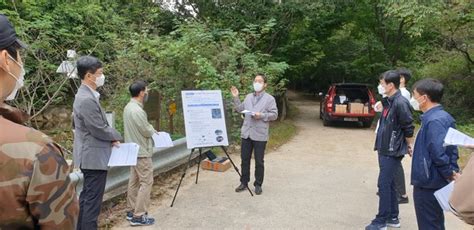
[1,0,472,134]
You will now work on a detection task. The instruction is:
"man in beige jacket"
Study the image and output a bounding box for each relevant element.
[123,80,157,226]
[450,145,474,225]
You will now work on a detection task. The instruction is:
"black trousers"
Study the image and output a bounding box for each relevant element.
[394,160,407,197]
[240,138,267,187]
[78,169,108,230]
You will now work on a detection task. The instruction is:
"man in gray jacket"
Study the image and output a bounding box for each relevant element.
[73,56,122,230]
[231,74,278,195]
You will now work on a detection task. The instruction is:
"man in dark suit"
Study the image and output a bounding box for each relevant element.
[72,56,122,230]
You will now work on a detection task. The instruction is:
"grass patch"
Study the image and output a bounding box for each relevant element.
[457,123,474,169]
[266,102,299,150]
[266,101,299,151]
[287,102,300,119]
[267,119,297,151]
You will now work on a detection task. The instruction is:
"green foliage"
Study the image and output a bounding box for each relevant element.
[141,22,288,140]
[185,0,472,124]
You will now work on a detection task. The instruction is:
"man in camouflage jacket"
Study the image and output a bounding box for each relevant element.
[0,14,79,229]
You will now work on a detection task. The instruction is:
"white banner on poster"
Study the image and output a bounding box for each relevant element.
[181,90,229,149]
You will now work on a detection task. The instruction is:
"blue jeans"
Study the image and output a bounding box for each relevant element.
[413,186,445,230]
[373,154,401,224]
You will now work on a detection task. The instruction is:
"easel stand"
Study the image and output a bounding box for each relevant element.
[170,146,253,207]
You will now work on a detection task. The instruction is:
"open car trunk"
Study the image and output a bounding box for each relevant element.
[332,85,370,110]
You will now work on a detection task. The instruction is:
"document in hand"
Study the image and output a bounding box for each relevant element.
[152,132,174,148]
[240,110,255,116]
[434,181,455,212]
[108,143,139,167]
[444,127,474,146]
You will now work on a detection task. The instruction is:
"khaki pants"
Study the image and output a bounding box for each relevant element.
[127,157,153,217]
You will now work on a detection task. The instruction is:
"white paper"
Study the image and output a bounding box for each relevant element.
[240,110,255,115]
[444,127,474,146]
[152,132,174,148]
[107,143,139,167]
[181,90,229,149]
[434,181,455,212]
[339,95,347,103]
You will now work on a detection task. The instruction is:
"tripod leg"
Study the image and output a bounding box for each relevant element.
[171,149,195,207]
[221,146,254,196]
[195,148,202,184]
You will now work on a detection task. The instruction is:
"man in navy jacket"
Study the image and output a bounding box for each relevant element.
[366,70,415,230]
[410,78,460,230]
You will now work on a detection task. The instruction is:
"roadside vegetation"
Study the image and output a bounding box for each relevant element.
[458,124,474,169]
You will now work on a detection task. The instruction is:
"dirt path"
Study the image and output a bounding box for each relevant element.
[113,94,470,230]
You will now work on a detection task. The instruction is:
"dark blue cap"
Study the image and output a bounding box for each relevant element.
[0,14,27,50]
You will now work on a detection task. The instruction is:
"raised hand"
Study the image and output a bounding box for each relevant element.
[231,86,239,98]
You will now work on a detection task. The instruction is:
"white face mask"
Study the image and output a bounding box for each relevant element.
[377,84,386,96]
[253,82,264,92]
[95,74,105,87]
[144,92,149,103]
[410,96,421,111]
[5,55,25,101]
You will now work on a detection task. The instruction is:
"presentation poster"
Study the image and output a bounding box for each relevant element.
[181,90,229,149]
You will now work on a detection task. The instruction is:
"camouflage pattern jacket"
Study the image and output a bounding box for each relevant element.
[0,115,79,229]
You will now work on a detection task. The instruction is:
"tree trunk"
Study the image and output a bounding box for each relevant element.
[279,90,288,121]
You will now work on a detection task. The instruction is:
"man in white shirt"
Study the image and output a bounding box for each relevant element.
[393,68,412,204]
[398,68,411,100]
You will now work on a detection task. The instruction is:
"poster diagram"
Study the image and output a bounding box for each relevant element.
[181,90,229,149]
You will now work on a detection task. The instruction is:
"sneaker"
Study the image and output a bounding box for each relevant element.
[126,211,148,221]
[235,184,247,193]
[398,196,409,204]
[130,215,155,226]
[386,218,401,228]
[126,211,133,221]
[255,185,262,195]
[365,222,387,230]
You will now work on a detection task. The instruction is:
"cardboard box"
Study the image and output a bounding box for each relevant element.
[363,105,370,114]
[201,158,231,172]
[349,103,364,114]
[335,104,347,113]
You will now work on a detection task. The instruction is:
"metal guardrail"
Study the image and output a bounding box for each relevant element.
[70,138,201,201]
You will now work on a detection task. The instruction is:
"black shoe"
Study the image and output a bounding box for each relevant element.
[235,184,247,192]
[365,222,387,230]
[386,217,401,228]
[255,185,262,195]
[130,215,155,226]
[398,196,409,204]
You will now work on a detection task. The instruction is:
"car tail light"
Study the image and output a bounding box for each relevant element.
[327,94,334,113]
[368,89,376,112]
